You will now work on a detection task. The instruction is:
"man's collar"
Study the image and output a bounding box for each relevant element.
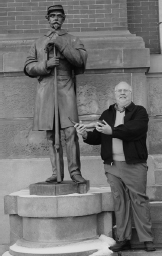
[114,102,135,112]
[125,102,135,111]
[45,29,68,37]
[114,104,125,113]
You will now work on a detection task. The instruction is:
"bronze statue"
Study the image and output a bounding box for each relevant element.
[24,5,88,183]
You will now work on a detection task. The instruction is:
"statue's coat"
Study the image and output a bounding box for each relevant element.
[24,29,87,130]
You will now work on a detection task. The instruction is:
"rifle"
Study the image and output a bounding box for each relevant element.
[54,46,62,183]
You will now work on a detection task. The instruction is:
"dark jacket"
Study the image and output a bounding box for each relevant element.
[24,29,87,130]
[84,102,149,164]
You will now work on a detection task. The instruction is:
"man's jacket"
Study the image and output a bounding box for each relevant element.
[24,29,87,130]
[84,102,149,164]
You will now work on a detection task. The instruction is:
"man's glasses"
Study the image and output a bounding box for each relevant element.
[115,89,132,94]
[49,14,64,19]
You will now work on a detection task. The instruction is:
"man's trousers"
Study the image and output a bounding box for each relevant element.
[105,161,153,242]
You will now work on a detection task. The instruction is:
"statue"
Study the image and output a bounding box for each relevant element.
[24,4,88,184]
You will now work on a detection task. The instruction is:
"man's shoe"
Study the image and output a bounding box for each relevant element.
[46,174,63,183]
[144,241,156,252]
[71,174,86,184]
[109,240,131,252]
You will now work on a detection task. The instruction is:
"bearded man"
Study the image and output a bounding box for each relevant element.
[75,81,156,252]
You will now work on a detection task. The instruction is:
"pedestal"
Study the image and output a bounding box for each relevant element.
[3,187,114,256]
[29,180,90,196]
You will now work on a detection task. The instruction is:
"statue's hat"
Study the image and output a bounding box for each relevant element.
[47,5,65,16]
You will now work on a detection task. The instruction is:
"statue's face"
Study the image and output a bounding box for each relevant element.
[115,82,132,107]
[48,11,65,30]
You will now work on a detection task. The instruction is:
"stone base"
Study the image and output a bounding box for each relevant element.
[3,245,162,256]
[3,235,116,256]
[4,187,114,256]
[29,180,90,196]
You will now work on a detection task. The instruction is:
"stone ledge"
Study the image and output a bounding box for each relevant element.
[0,30,142,41]
[4,187,114,218]
[0,30,150,72]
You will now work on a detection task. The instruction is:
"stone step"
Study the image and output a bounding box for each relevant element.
[113,202,162,249]
[119,250,162,256]
[113,225,162,249]
[130,226,162,249]
[131,202,162,248]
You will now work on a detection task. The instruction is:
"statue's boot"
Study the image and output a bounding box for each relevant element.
[46,140,64,183]
[71,174,86,184]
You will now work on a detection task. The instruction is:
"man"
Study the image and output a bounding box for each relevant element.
[75,81,156,252]
[24,5,87,183]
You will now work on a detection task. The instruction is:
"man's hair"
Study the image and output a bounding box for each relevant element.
[115,81,132,92]
[45,5,66,20]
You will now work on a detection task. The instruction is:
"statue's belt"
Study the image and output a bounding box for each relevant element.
[50,69,72,76]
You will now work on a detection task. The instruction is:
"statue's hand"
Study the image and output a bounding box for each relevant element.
[46,57,59,69]
[44,39,55,52]
[54,36,68,52]
[44,37,68,53]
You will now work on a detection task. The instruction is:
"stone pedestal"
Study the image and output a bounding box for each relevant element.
[3,187,114,256]
[29,180,90,196]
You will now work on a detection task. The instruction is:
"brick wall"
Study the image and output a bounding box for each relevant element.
[0,0,127,34]
[127,0,160,54]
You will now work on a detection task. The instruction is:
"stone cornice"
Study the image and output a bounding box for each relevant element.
[0,30,150,72]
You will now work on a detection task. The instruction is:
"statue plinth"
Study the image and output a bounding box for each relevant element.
[3,187,114,256]
[29,180,90,196]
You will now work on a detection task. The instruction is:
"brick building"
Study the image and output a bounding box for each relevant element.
[1,0,162,255]
[0,0,160,54]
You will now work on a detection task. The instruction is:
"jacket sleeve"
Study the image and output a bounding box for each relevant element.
[54,36,87,72]
[24,42,51,78]
[112,107,149,141]
[84,129,101,145]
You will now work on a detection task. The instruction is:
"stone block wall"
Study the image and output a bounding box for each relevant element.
[147,74,162,154]
[0,31,150,160]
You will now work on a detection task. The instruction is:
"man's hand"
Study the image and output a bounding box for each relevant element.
[46,57,59,69]
[74,122,88,139]
[96,120,112,135]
